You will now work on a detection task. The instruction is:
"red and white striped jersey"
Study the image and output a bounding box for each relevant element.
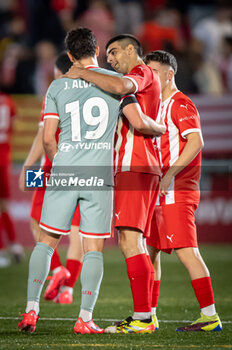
[0,92,16,164]
[0,92,15,147]
[115,64,161,175]
[157,91,202,205]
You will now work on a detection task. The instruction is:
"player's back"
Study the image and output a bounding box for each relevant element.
[44,67,120,171]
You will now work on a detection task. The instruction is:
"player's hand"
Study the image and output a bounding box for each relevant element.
[158,122,166,135]
[159,173,173,196]
[18,167,25,192]
[64,63,85,79]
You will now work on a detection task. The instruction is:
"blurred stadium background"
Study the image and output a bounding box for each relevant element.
[0,0,232,248]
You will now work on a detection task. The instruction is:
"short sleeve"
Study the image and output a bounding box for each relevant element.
[172,99,201,139]
[123,65,152,94]
[43,85,59,120]
[39,97,46,125]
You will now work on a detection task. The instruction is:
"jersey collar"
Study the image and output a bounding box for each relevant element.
[85,65,99,69]
[162,90,179,105]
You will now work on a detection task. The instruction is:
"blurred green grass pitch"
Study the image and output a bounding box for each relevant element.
[0,244,231,349]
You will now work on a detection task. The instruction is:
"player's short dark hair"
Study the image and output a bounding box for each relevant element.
[55,51,72,74]
[106,34,142,57]
[144,50,178,74]
[65,27,97,60]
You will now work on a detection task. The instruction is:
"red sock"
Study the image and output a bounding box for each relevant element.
[126,254,151,312]
[50,249,62,271]
[1,212,16,242]
[146,254,154,308]
[152,281,161,308]
[65,259,82,288]
[191,277,215,308]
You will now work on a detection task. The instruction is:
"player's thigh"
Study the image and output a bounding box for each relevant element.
[30,188,45,222]
[147,206,169,251]
[67,224,83,261]
[165,203,198,248]
[149,203,198,252]
[115,172,159,233]
[30,217,41,242]
[79,187,113,238]
[143,174,160,238]
[71,204,81,226]
[40,189,78,234]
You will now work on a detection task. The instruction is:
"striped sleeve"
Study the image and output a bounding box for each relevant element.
[43,113,59,120]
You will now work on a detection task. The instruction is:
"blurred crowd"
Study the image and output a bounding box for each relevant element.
[0,0,232,96]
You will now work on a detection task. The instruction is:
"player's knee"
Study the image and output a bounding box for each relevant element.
[176,247,202,266]
[82,237,104,254]
[176,248,191,265]
[147,245,160,264]
[118,236,127,255]
[30,218,40,242]
[38,228,60,249]
[119,237,141,258]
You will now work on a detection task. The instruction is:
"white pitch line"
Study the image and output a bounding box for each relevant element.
[0,317,231,324]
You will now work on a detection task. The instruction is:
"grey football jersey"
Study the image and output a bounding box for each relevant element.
[44,67,120,184]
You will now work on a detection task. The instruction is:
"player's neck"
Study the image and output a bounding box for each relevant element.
[79,56,99,68]
[127,57,144,73]
[162,80,178,102]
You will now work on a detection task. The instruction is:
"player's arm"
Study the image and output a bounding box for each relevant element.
[65,65,136,95]
[121,96,166,136]
[159,132,204,196]
[43,118,59,162]
[18,125,44,192]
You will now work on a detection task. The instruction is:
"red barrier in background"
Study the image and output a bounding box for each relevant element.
[8,166,232,247]
[5,94,232,246]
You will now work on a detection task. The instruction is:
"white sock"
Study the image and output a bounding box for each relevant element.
[132,312,151,320]
[52,266,62,275]
[201,304,216,317]
[59,286,73,294]
[79,309,92,322]
[26,301,39,315]
[151,307,157,315]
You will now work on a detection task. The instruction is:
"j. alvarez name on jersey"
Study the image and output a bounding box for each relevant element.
[64,80,93,90]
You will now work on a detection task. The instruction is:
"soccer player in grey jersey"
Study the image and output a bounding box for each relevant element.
[18,28,165,334]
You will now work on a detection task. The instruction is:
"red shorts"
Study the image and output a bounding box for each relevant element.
[0,164,10,198]
[115,172,160,238]
[30,188,81,226]
[147,203,198,254]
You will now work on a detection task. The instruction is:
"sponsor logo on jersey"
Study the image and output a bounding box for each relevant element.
[59,143,75,152]
[59,142,111,152]
[180,104,188,109]
[26,169,44,188]
[179,116,196,122]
